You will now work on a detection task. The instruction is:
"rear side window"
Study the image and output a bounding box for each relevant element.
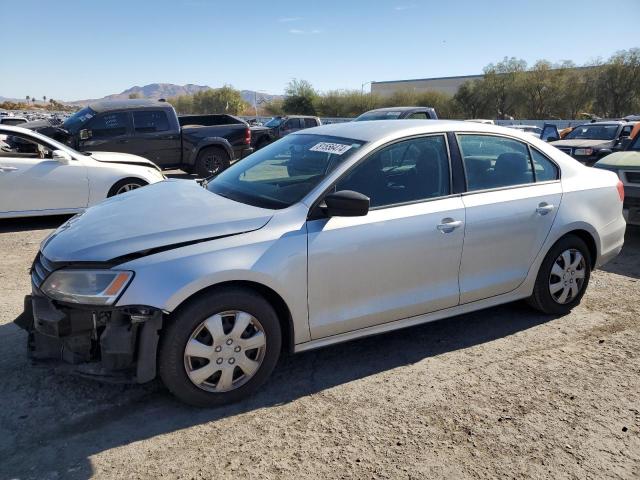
[530,148,559,182]
[133,110,169,133]
[458,134,533,191]
[304,118,317,128]
[88,112,129,138]
[407,112,428,119]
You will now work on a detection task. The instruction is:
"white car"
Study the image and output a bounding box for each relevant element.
[16,120,625,406]
[0,125,165,218]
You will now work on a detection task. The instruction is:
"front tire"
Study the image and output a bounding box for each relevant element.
[159,288,282,407]
[527,235,591,315]
[107,178,147,197]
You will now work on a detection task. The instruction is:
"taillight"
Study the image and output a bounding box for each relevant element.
[244,128,251,145]
[617,180,625,202]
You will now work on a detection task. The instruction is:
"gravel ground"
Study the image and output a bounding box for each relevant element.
[0,217,638,480]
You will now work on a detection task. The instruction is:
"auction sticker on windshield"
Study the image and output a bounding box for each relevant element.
[309,142,352,155]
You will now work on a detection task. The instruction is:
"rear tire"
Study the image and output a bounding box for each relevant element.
[527,234,591,315]
[107,178,147,197]
[159,287,282,407]
[195,147,230,178]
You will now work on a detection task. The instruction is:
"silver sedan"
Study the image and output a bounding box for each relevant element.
[18,120,626,406]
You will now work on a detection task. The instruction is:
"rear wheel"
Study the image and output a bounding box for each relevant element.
[107,178,147,197]
[159,288,282,407]
[195,147,230,178]
[527,235,591,315]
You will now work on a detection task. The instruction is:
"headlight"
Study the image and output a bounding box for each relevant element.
[41,270,133,305]
[574,148,593,156]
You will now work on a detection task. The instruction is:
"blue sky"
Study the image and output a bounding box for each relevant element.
[1,0,638,101]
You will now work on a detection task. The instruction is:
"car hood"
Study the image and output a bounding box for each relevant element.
[89,151,160,170]
[550,139,614,149]
[595,151,640,169]
[41,180,274,263]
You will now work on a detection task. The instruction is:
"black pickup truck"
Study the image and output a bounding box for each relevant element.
[22,99,253,176]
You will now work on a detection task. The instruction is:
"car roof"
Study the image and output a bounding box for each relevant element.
[364,106,431,113]
[88,99,173,113]
[294,119,539,143]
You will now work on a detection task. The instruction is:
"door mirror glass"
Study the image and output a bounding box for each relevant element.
[324,190,369,217]
[52,150,72,164]
[79,129,91,140]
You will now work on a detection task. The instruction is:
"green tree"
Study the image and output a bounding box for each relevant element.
[592,49,640,117]
[282,79,317,115]
[483,57,527,119]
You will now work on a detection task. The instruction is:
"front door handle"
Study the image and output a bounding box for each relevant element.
[437,218,463,233]
[0,166,18,172]
[536,202,555,215]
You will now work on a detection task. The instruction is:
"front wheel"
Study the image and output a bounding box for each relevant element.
[527,235,591,315]
[158,288,282,407]
[107,178,147,197]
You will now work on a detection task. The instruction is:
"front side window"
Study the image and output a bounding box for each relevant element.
[407,112,428,119]
[87,112,129,138]
[284,118,302,130]
[133,110,169,133]
[304,118,317,128]
[0,132,53,159]
[208,134,364,209]
[458,134,533,191]
[336,135,450,208]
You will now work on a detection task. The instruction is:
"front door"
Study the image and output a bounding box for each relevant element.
[0,132,88,215]
[307,134,465,339]
[455,133,562,303]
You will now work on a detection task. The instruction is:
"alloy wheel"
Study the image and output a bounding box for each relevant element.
[548,248,586,304]
[183,310,266,392]
[115,183,142,195]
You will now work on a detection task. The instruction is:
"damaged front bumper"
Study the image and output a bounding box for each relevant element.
[14,290,163,383]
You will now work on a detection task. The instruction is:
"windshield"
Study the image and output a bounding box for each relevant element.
[355,111,402,121]
[565,124,619,141]
[264,117,283,128]
[62,107,96,133]
[207,134,365,209]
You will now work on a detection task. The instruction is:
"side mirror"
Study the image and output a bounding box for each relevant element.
[52,150,72,164]
[324,190,370,217]
[79,129,92,140]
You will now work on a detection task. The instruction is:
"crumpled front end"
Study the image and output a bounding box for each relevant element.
[14,253,163,383]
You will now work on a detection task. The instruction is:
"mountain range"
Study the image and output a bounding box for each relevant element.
[66,83,282,106]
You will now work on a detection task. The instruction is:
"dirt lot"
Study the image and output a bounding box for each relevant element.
[0,217,638,480]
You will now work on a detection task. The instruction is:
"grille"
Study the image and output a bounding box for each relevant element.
[31,253,55,287]
[557,147,573,155]
[624,171,640,185]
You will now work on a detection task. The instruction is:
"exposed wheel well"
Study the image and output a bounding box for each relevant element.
[562,229,598,269]
[107,177,148,197]
[169,281,295,353]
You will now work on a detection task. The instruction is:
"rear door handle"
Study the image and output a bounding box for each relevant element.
[536,202,555,215]
[0,166,18,172]
[437,218,463,233]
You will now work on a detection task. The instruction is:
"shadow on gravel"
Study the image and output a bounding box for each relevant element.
[600,225,640,279]
[0,215,72,233]
[1,302,556,480]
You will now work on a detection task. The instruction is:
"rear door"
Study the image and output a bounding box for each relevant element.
[128,110,181,167]
[455,133,562,303]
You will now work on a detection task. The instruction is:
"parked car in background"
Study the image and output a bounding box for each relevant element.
[250,115,321,150]
[15,120,625,406]
[0,117,28,126]
[594,131,640,225]
[0,125,164,218]
[464,119,495,124]
[354,106,438,121]
[506,125,543,138]
[21,99,253,176]
[550,121,637,166]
